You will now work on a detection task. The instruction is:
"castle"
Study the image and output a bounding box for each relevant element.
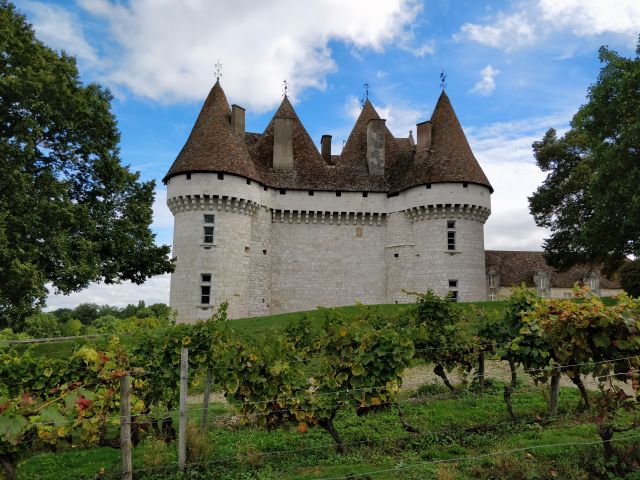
[163,80,621,323]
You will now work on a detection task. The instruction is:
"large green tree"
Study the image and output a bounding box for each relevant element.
[0,2,173,328]
[529,39,640,274]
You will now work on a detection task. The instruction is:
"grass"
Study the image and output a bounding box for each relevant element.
[17,380,620,480]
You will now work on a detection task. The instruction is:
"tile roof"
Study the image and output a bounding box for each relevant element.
[164,82,492,193]
[485,250,622,289]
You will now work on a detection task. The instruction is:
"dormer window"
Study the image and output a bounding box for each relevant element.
[585,273,600,295]
[533,271,550,297]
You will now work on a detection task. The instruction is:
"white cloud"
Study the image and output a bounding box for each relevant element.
[456,12,536,51]
[456,1,640,51]
[472,64,499,96]
[466,112,573,251]
[77,0,422,111]
[539,0,640,40]
[17,1,98,65]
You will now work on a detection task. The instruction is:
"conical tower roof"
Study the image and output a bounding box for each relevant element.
[339,99,395,170]
[393,90,492,192]
[255,96,324,182]
[163,80,259,182]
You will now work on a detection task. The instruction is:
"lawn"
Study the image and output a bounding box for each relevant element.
[18,379,615,480]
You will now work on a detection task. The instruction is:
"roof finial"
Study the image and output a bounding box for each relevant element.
[360,82,369,107]
[283,79,289,97]
[440,69,447,90]
[214,59,222,81]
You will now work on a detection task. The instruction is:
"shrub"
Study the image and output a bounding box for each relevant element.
[23,312,62,338]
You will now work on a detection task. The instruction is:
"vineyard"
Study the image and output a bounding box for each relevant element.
[2,288,640,479]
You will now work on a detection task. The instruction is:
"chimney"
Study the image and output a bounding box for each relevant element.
[321,135,333,164]
[231,104,245,138]
[416,120,432,151]
[366,118,386,175]
[273,117,294,170]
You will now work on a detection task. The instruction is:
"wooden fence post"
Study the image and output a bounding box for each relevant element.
[178,347,189,471]
[120,374,132,480]
[201,367,212,431]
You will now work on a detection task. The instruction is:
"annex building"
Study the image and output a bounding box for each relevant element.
[163,80,622,323]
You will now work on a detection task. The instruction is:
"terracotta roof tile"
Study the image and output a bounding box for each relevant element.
[485,250,621,289]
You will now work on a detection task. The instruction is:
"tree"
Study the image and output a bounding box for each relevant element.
[0,2,173,328]
[620,260,640,298]
[529,39,640,273]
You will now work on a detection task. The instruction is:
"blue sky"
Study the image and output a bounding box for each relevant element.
[13,0,640,309]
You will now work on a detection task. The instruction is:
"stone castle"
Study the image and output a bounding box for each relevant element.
[163,80,621,323]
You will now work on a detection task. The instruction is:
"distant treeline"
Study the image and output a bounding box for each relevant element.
[1,301,173,340]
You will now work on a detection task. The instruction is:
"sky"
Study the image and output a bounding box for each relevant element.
[13,0,640,309]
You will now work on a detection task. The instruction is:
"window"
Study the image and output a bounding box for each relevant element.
[362,192,368,198]
[489,291,497,301]
[463,182,468,188]
[246,179,251,185]
[447,220,456,251]
[203,214,214,244]
[426,183,432,189]
[449,279,459,302]
[263,249,267,255]
[308,190,314,196]
[336,191,341,197]
[563,292,573,298]
[186,173,191,180]
[200,273,211,305]
[217,172,224,180]
[280,189,286,195]
[200,286,211,305]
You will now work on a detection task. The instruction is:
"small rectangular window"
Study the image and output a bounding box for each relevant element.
[449,290,458,302]
[463,182,468,188]
[426,183,431,189]
[247,179,251,185]
[262,249,267,255]
[447,220,455,229]
[308,191,314,196]
[203,214,215,244]
[201,274,211,283]
[449,280,458,288]
[393,253,399,258]
[362,192,368,197]
[263,186,268,191]
[186,173,191,180]
[447,220,456,251]
[336,191,341,197]
[201,285,211,305]
[217,172,224,180]
[280,189,286,195]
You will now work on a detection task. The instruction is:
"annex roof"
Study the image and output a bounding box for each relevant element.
[485,250,622,289]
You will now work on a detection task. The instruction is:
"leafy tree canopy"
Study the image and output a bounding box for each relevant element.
[0,2,173,328]
[529,39,640,273]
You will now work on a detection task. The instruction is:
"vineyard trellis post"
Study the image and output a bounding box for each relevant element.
[178,347,189,471]
[201,367,213,431]
[120,374,132,480]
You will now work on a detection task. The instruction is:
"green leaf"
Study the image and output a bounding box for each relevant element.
[40,406,67,426]
[0,413,29,445]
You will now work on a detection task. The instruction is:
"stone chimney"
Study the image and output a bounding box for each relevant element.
[366,118,386,175]
[273,117,294,170]
[231,104,245,138]
[416,120,432,151]
[321,135,333,164]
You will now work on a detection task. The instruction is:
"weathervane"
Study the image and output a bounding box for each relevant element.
[360,82,369,107]
[283,79,289,97]
[214,59,222,80]
[440,70,447,89]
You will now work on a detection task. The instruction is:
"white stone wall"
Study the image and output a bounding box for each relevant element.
[167,173,492,322]
[493,286,624,300]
